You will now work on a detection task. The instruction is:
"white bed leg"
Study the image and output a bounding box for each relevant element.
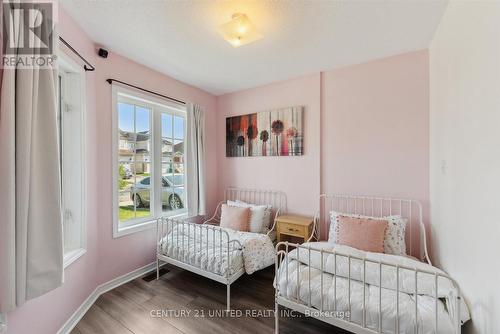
[275,301,279,334]
[226,284,231,311]
[156,259,160,280]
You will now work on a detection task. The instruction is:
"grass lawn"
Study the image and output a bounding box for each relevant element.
[119,205,150,221]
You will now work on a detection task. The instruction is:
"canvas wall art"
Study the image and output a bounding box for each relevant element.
[226,106,304,157]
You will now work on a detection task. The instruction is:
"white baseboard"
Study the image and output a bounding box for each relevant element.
[57,262,157,334]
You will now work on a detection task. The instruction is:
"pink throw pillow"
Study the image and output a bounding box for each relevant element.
[220,204,250,231]
[337,216,388,253]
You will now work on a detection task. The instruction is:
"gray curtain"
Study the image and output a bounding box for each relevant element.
[186,103,206,217]
[0,2,63,313]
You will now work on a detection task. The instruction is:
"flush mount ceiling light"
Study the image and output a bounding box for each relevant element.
[218,13,262,48]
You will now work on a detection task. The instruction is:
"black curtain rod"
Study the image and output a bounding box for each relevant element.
[106,79,186,105]
[58,36,95,71]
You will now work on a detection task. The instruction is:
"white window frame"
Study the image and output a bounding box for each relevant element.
[112,84,187,238]
[58,51,87,268]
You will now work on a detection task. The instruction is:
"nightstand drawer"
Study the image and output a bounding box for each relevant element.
[278,222,306,236]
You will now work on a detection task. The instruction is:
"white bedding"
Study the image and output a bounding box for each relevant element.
[276,242,470,334]
[161,224,275,276]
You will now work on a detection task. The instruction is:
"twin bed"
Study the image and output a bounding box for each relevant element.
[275,194,470,334]
[156,188,286,310]
[156,188,470,334]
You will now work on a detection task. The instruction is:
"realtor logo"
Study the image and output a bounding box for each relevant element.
[2,0,57,68]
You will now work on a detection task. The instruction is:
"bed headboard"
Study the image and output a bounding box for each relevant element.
[205,188,287,226]
[225,187,287,215]
[316,194,431,265]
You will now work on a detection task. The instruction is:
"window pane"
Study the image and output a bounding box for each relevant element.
[136,106,150,133]
[162,162,173,175]
[161,114,186,215]
[171,165,184,185]
[118,102,152,224]
[118,190,135,222]
[162,152,172,166]
[162,162,172,213]
[162,139,173,157]
[175,187,186,213]
[118,191,150,221]
[134,133,151,154]
[118,103,134,132]
[134,155,151,175]
[118,104,135,162]
[173,138,184,192]
[165,174,184,187]
[162,113,172,139]
[118,162,133,189]
[130,163,152,219]
[162,167,185,213]
[173,139,184,156]
[174,115,184,139]
[118,160,134,223]
[135,108,151,157]
[60,70,85,256]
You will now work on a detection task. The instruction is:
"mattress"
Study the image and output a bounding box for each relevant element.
[276,242,469,334]
[160,223,276,276]
[161,226,244,276]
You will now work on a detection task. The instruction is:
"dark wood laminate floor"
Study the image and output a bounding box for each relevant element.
[72,265,349,334]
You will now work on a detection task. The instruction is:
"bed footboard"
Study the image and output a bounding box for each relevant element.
[274,241,463,334]
[157,217,243,275]
[156,217,244,310]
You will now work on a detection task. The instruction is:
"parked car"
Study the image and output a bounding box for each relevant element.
[130,175,184,210]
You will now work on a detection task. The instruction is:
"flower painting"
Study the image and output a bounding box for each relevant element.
[226,106,304,157]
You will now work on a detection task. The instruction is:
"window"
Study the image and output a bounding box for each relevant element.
[113,85,187,237]
[58,51,86,267]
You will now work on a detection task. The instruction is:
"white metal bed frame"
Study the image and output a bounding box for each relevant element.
[274,194,463,334]
[156,187,286,310]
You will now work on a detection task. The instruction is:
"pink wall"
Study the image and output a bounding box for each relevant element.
[5,8,217,334]
[216,74,322,215]
[321,51,430,239]
[321,51,429,198]
[216,51,430,244]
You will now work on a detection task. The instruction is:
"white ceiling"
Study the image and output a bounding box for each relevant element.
[60,0,447,95]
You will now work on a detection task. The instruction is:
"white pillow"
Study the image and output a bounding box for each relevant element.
[227,200,272,233]
[329,211,407,256]
[236,200,273,232]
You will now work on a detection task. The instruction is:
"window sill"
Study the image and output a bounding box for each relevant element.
[114,218,157,238]
[113,211,189,239]
[64,248,86,268]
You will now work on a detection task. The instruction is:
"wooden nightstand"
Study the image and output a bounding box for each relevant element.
[275,215,315,243]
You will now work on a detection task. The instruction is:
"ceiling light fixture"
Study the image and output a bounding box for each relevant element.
[218,13,262,48]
